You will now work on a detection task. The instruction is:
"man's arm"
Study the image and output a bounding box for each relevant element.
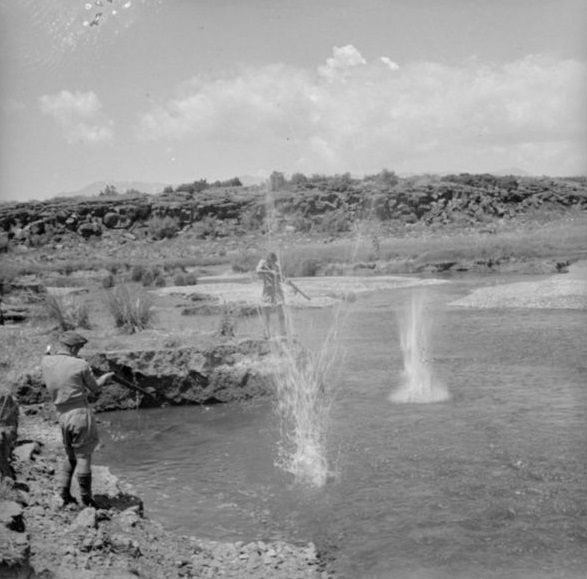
[81,364,113,395]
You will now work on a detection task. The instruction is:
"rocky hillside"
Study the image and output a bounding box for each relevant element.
[1,173,585,249]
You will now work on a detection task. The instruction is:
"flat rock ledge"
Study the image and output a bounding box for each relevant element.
[0,412,332,579]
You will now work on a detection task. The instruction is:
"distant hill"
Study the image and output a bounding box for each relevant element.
[60,180,170,198]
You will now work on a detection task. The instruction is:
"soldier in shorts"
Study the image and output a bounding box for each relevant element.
[41,331,113,507]
[256,252,287,338]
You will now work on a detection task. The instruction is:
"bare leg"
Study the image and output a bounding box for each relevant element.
[261,306,272,338]
[276,305,287,337]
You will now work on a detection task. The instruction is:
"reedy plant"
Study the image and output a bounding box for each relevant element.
[44,293,91,330]
[104,283,154,333]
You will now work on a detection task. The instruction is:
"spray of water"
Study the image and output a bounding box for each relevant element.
[271,325,340,487]
[390,292,450,403]
[260,182,352,486]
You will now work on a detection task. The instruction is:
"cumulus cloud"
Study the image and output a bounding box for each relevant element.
[380,56,400,71]
[137,46,587,176]
[318,44,367,79]
[39,90,114,144]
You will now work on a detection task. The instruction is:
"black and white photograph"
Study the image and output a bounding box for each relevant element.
[1,1,586,577]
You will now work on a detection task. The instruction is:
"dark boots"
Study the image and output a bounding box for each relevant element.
[77,472,98,508]
[58,458,77,506]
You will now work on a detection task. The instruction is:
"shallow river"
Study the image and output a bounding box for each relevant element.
[99,278,587,578]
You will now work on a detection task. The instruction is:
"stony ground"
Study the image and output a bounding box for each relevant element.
[2,407,332,579]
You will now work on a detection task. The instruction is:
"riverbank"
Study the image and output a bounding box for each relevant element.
[1,207,586,577]
[1,406,330,578]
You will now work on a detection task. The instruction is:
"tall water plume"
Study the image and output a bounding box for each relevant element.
[390,292,450,403]
[272,325,340,487]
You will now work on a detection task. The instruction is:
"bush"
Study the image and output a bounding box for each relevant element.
[281,257,320,278]
[102,274,115,289]
[44,293,91,330]
[130,264,146,282]
[173,273,198,286]
[147,215,181,240]
[104,284,154,333]
[0,234,9,253]
[141,270,154,287]
[231,250,261,273]
[153,272,166,287]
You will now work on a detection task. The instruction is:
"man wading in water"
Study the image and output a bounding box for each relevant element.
[41,331,114,508]
[256,252,287,339]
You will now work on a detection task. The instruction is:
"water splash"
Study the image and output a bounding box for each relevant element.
[390,292,450,403]
[272,328,340,487]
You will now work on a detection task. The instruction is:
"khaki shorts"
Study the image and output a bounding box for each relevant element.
[262,292,284,306]
[58,407,99,458]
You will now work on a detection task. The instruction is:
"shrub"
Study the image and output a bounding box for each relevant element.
[44,293,91,330]
[218,304,236,337]
[184,272,198,285]
[102,273,115,289]
[130,264,146,282]
[173,273,186,286]
[231,250,261,273]
[60,263,75,276]
[147,215,181,240]
[106,262,120,275]
[282,257,320,278]
[153,272,166,287]
[0,234,9,254]
[104,284,154,333]
[173,272,198,286]
[141,270,154,287]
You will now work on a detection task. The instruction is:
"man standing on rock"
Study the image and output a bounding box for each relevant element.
[41,331,113,508]
[256,251,287,338]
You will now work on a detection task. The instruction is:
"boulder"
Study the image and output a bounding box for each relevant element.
[102,212,119,228]
[77,221,102,238]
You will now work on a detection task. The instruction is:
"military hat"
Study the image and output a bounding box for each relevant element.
[59,331,88,347]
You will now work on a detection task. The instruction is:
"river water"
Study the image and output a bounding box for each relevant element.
[98,278,587,578]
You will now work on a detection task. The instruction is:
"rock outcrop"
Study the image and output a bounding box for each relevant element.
[11,340,275,411]
[1,175,586,249]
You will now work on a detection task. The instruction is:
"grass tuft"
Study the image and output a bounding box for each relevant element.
[104,284,154,333]
[44,293,91,330]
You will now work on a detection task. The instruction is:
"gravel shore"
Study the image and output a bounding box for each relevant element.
[450,261,587,309]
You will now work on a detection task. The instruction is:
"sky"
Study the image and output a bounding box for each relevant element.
[0,0,586,202]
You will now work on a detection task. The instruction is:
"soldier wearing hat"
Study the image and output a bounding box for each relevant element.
[41,331,114,508]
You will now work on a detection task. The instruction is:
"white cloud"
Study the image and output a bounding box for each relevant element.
[137,47,587,176]
[380,57,400,71]
[39,90,114,144]
[318,44,367,79]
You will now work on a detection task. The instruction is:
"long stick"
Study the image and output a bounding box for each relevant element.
[107,373,158,400]
[285,278,312,301]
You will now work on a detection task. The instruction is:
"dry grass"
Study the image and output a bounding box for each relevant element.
[274,214,587,272]
[44,293,91,330]
[103,284,155,333]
